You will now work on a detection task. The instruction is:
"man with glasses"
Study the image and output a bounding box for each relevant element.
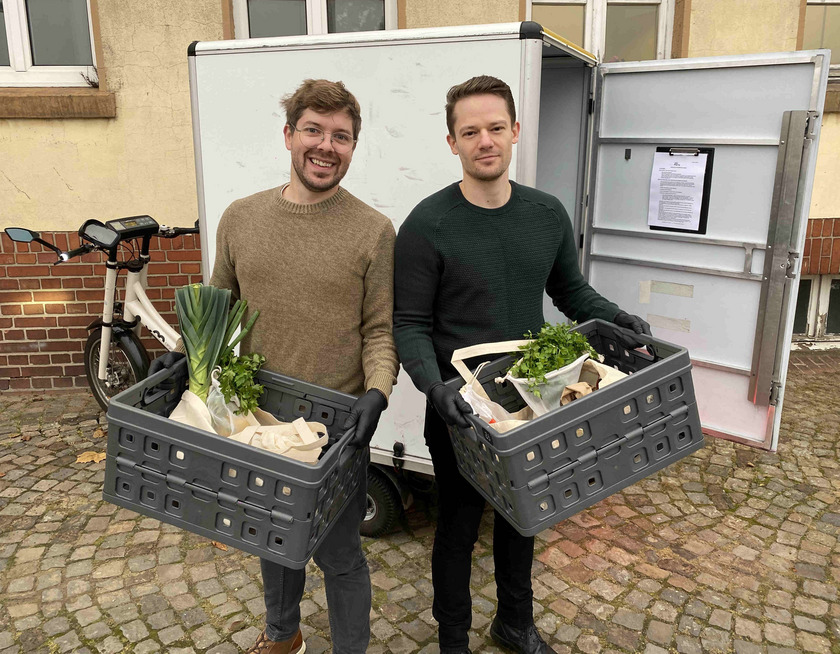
[210,78,399,654]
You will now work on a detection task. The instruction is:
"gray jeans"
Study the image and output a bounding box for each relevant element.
[261,453,370,654]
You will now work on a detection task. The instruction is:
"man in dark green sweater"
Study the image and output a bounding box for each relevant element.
[393,76,649,654]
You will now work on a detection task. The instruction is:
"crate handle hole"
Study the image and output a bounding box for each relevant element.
[150,442,159,451]
[228,468,237,479]
[588,477,596,486]
[122,482,131,491]
[646,394,654,404]
[175,450,184,460]
[274,536,283,545]
[633,453,642,464]
[670,383,677,393]
[146,491,155,500]
[222,518,231,527]
[526,451,535,462]
[551,439,560,449]
[255,477,264,487]
[609,343,616,352]
[282,486,291,496]
[321,412,329,420]
[539,501,548,511]
[575,428,584,438]
[172,499,180,509]
[297,404,307,413]
[248,527,257,536]
[564,488,573,498]
[126,434,134,443]
[677,431,686,441]
[623,405,632,415]
[656,442,664,451]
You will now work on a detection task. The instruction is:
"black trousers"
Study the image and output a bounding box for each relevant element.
[424,403,535,649]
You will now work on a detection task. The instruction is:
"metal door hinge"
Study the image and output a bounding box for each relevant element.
[785,252,799,279]
[770,381,781,405]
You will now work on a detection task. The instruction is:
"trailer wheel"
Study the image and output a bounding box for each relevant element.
[361,468,401,538]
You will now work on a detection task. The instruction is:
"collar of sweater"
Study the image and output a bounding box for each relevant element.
[274,185,349,214]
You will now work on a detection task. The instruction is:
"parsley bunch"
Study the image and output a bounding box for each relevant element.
[508,322,598,398]
[217,351,266,415]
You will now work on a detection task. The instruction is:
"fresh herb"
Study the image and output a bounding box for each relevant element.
[508,322,598,398]
[217,352,266,415]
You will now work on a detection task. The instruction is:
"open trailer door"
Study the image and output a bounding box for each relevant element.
[583,51,829,450]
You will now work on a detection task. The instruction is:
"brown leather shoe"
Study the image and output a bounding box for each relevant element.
[246,629,306,654]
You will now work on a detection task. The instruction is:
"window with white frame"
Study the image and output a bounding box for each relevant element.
[803,0,840,78]
[233,0,397,39]
[794,275,840,338]
[528,0,673,62]
[0,0,97,87]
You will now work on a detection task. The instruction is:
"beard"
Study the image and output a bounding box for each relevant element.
[291,148,350,193]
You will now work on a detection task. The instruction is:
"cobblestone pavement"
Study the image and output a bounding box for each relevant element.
[1,349,839,654]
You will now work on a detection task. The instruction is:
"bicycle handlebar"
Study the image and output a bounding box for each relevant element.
[56,244,94,264]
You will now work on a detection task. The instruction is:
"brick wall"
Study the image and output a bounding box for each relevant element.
[802,218,840,275]
[0,231,202,392]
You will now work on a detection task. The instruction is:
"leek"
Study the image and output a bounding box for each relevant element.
[175,284,231,402]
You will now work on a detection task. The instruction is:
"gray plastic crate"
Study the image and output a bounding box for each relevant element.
[103,361,365,569]
[444,319,704,537]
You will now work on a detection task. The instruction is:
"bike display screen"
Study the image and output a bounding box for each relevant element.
[106,215,159,239]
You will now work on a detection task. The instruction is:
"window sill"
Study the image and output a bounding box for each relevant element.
[0,87,116,119]
[826,80,840,114]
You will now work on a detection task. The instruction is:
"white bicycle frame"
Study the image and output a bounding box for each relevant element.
[97,255,179,381]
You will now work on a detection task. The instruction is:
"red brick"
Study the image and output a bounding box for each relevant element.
[148,277,167,287]
[20,279,40,290]
[41,278,61,289]
[83,277,104,288]
[51,264,93,277]
[0,367,21,377]
[3,329,24,340]
[8,354,28,364]
[820,256,831,274]
[0,254,14,265]
[14,317,56,328]
[145,289,162,299]
[71,352,84,363]
[831,238,840,275]
[1,305,22,315]
[42,340,82,352]
[149,263,179,275]
[16,253,36,264]
[53,233,68,251]
[72,376,87,387]
[7,265,50,277]
[0,290,33,303]
[65,303,88,314]
[822,238,833,257]
[23,304,44,315]
[166,250,200,261]
[44,303,67,315]
[810,219,822,237]
[31,377,52,389]
[64,365,86,376]
[9,378,31,389]
[30,355,50,365]
[58,316,91,327]
[0,379,7,391]
[46,329,68,339]
[0,279,20,290]
[25,329,47,340]
[833,218,840,236]
[62,277,83,289]
[51,353,71,364]
[80,252,100,264]
[181,263,201,274]
[53,377,74,388]
[0,342,38,354]
[150,251,165,262]
[822,219,834,237]
[32,290,75,302]
[804,239,811,257]
[69,328,87,339]
[0,267,5,279]
[75,290,103,301]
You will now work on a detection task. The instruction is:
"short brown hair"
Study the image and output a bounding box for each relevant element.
[445,75,516,136]
[282,79,362,139]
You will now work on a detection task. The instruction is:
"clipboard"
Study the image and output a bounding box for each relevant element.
[650,146,714,235]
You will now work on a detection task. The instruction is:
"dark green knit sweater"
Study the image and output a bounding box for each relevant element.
[393,181,621,394]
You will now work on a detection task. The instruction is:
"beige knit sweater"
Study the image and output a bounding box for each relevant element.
[210,186,399,399]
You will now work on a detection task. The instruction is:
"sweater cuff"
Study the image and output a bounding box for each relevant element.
[365,371,396,403]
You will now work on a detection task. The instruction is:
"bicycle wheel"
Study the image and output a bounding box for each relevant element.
[84,328,148,412]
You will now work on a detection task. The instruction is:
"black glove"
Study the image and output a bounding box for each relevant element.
[427,381,473,429]
[146,351,187,417]
[343,389,388,448]
[613,311,652,348]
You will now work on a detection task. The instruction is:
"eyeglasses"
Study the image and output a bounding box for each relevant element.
[290,124,356,153]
